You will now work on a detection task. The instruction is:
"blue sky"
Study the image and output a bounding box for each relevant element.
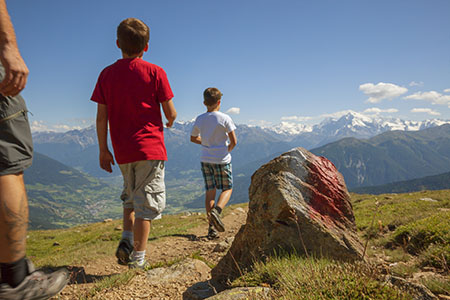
[7,0,450,132]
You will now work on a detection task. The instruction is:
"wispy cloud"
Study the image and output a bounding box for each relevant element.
[226,107,240,115]
[359,82,408,103]
[247,119,273,127]
[280,115,313,122]
[404,91,450,108]
[444,88,450,93]
[30,119,94,132]
[320,110,356,119]
[363,107,399,114]
[409,81,424,87]
[410,108,441,116]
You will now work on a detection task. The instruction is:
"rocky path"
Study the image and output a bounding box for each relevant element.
[53,206,248,300]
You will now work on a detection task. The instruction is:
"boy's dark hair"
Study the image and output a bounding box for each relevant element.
[203,87,222,106]
[117,18,150,56]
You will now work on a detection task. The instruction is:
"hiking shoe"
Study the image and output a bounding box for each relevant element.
[0,258,69,300]
[128,260,150,270]
[115,238,133,265]
[210,207,225,232]
[207,225,219,240]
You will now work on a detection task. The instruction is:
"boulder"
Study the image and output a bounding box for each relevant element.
[212,147,364,281]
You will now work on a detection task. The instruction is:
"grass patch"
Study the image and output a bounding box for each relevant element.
[392,211,449,254]
[232,254,412,300]
[27,212,206,268]
[79,270,137,300]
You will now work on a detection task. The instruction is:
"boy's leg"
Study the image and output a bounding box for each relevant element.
[128,160,165,269]
[133,218,150,251]
[205,188,216,215]
[123,207,135,235]
[209,163,233,232]
[116,164,135,265]
[216,188,232,210]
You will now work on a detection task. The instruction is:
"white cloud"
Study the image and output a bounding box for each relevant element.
[280,115,312,122]
[410,108,441,116]
[320,110,355,119]
[30,119,93,132]
[359,82,408,103]
[226,107,240,115]
[404,91,450,108]
[409,81,424,87]
[247,119,273,127]
[363,107,398,114]
[444,88,450,93]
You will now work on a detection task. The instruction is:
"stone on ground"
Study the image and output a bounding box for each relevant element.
[212,147,364,281]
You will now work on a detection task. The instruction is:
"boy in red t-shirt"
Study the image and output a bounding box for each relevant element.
[91,18,177,269]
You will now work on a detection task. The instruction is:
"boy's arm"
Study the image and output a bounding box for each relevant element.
[190,135,202,145]
[161,99,177,128]
[228,130,237,152]
[96,104,115,173]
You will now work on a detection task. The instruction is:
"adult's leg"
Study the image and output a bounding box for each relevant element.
[0,173,28,263]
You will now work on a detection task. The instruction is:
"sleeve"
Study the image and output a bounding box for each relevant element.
[225,115,236,133]
[156,68,174,103]
[190,118,200,136]
[91,70,106,105]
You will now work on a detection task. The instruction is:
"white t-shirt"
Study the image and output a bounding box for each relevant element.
[191,111,237,164]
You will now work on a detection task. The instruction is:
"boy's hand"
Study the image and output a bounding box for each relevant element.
[166,120,174,128]
[99,150,115,173]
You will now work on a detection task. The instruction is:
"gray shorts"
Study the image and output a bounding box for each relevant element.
[119,160,166,220]
[0,92,33,176]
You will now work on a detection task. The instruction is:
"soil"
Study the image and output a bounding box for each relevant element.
[52,206,248,300]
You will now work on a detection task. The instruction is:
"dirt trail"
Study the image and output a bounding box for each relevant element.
[53,206,248,300]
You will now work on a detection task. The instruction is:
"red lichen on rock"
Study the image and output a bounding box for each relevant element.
[305,155,354,227]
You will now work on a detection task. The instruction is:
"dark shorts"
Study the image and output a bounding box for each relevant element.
[0,94,33,176]
[201,162,233,191]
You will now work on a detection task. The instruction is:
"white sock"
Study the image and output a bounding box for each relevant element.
[122,231,134,245]
[131,250,146,264]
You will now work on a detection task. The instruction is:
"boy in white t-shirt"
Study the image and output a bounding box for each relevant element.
[190,87,237,239]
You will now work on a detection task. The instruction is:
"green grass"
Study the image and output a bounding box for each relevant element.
[79,270,137,300]
[232,254,412,300]
[27,212,207,268]
[26,192,450,299]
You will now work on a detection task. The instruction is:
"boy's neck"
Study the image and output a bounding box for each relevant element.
[207,105,220,112]
[122,51,144,59]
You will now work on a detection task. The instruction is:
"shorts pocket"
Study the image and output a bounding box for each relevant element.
[144,189,166,214]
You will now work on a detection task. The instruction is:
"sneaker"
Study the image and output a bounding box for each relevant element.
[128,260,150,270]
[210,207,225,232]
[207,225,219,240]
[115,239,133,265]
[0,258,69,300]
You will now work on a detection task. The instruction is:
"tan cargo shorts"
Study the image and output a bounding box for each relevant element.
[119,160,165,220]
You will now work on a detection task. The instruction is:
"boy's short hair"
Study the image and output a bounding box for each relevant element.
[203,87,223,106]
[117,18,150,56]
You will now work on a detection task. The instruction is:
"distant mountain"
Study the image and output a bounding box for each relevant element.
[32,111,449,179]
[311,124,450,188]
[24,152,121,229]
[351,171,450,195]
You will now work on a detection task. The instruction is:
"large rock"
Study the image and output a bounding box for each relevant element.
[212,147,364,281]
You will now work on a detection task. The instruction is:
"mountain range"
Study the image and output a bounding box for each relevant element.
[32,111,450,178]
[26,112,450,228]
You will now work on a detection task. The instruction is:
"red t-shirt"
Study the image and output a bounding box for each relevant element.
[91,58,174,164]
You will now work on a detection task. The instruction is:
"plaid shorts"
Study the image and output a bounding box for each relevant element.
[201,162,233,191]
